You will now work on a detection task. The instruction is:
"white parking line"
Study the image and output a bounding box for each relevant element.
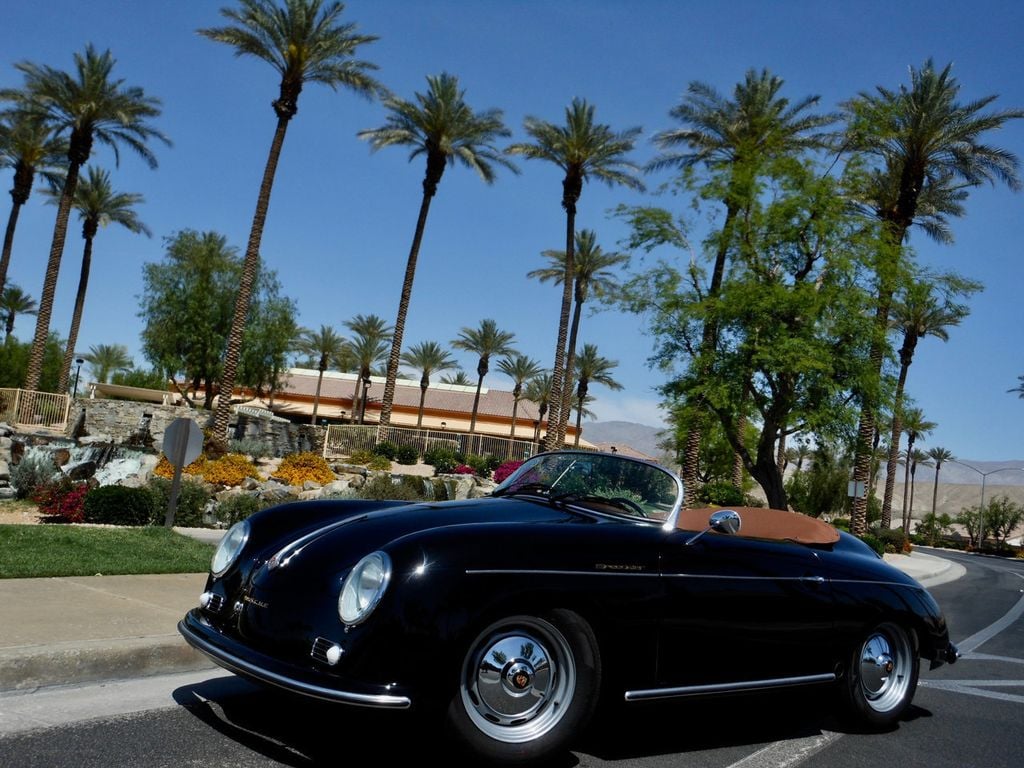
[725,731,843,768]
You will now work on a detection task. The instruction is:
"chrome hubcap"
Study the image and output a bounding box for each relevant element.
[858,625,911,712]
[461,617,576,743]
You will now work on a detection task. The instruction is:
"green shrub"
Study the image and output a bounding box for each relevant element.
[873,526,911,554]
[348,449,375,465]
[373,442,398,459]
[358,473,423,501]
[228,438,272,458]
[146,477,212,528]
[424,446,459,474]
[215,494,269,526]
[859,533,884,555]
[10,453,56,500]
[395,445,419,465]
[366,455,391,471]
[831,517,851,532]
[464,454,493,479]
[696,480,745,507]
[84,485,158,526]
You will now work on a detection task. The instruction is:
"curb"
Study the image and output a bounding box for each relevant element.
[0,635,213,693]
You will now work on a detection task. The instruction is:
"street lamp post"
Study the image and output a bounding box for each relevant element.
[72,357,85,398]
[948,460,1024,551]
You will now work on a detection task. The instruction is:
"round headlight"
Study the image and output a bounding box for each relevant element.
[338,551,391,626]
[211,520,249,576]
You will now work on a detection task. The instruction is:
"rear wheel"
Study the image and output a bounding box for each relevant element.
[447,610,600,764]
[838,622,919,728]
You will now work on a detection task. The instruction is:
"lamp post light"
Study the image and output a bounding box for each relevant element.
[948,460,1024,551]
[72,358,85,398]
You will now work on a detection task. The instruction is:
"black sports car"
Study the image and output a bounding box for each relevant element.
[179,450,958,764]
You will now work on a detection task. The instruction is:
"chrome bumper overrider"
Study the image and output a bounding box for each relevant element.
[178,612,411,709]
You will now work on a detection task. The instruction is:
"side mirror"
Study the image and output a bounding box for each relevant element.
[709,509,741,535]
[686,508,742,546]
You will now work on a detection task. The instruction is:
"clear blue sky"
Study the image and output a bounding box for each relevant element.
[2,1,1021,461]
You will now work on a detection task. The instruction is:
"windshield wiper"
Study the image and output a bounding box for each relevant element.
[491,482,552,498]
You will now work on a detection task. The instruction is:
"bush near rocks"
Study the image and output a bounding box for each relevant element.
[216,493,271,526]
[395,445,418,465]
[10,452,56,500]
[273,451,335,487]
[34,477,90,523]
[84,485,157,526]
[202,454,261,486]
[146,476,211,528]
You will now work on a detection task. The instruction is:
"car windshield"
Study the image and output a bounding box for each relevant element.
[491,451,683,523]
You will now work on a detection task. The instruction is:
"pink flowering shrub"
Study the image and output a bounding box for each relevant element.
[493,461,524,484]
[33,479,90,523]
[454,464,477,475]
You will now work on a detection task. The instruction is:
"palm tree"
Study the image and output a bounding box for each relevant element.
[523,372,553,444]
[344,313,391,424]
[83,343,132,384]
[880,276,972,528]
[528,228,628,444]
[0,108,66,299]
[846,59,1024,535]
[572,344,622,447]
[906,448,932,531]
[400,340,457,428]
[0,284,37,343]
[497,353,544,438]
[648,68,836,505]
[200,0,382,442]
[44,166,150,393]
[927,446,954,517]
[1009,375,1024,399]
[358,72,516,429]
[898,408,936,531]
[1,45,166,393]
[452,319,516,434]
[296,324,347,424]
[507,99,642,451]
[441,370,471,386]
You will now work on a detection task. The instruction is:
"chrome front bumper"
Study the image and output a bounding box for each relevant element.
[178,610,412,709]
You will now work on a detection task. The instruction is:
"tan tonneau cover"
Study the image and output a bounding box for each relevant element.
[677,506,840,545]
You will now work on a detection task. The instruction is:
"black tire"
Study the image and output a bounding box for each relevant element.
[446,609,601,765]
[837,622,919,729]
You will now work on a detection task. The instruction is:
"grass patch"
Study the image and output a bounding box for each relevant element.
[0,524,215,579]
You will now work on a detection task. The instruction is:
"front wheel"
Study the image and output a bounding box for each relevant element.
[447,610,601,765]
[838,622,919,729]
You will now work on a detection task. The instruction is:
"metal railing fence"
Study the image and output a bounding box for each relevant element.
[323,424,539,462]
[0,388,71,431]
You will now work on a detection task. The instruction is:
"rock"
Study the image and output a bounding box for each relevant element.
[51,448,71,467]
[63,460,97,481]
[258,485,296,503]
[0,460,8,481]
[347,474,365,489]
[79,434,114,445]
[0,486,16,500]
[302,480,323,491]
[322,480,351,496]
[298,489,322,501]
[10,442,24,464]
[468,479,497,499]
[0,436,12,450]
[442,475,475,501]
[0,422,13,437]
[240,477,260,491]
[332,463,368,476]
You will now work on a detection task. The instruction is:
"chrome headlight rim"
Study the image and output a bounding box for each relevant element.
[211,520,250,577]
[338,551,392,626]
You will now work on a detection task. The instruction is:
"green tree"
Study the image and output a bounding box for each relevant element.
[0,333,62,391]
[83,343,132,384]
[295,324,347,424]
[846,60,1024,536]
[46,166,150,392]
[529,228,628,444]
[452,319,516,435]
[644,68,835,505]
[400,340,458,428]
[496,353,543,439]
[784,443,851,518]
[441,370,471,386]
[572,344,621,447]
[0,108,66,299]
[110,367,168,390]
[880,273,977,527]
[523,373,553,444]
[1009,375,1024,399]
[2,45,166,393]
[926,446,954,518]
[985,496,1024,547]
[508,99,642,450]
[200,0,382,442]
[1,284,36,343]
[359,72,515,428]
[344,313,391,424]
[238,287,298,403]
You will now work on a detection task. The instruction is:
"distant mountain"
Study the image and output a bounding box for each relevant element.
[930,460,1024,486]
[581,420,670,460]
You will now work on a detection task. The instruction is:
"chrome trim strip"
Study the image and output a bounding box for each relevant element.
[178,619,411,709]
[665,574,829,582]
[466,569,660,577]
[830,579,924,589]
[624,672,836,701]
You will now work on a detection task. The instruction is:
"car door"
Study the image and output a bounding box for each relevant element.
[651,529,835,692]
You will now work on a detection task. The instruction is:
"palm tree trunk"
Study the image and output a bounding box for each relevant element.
[509,397,519,438]
[310,368,325,425]
[58,236,93,393]
[416,384,427,428]
[543,194,577,452]
[907,462,919,533]
[681,424,702,508]
[0,200,24,301]
[556,293,584,445]
[211,114,290,444]
[469,361,485,434]
[24,162,82,392]
[379,189,434,429]
[901,439,915,532]
[931,462,942,516]
[881,340,916,529]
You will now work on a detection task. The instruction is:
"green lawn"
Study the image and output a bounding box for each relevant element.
[0,524,215,579]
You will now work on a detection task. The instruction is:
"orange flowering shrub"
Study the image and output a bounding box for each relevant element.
[154,453,207,479]
[202,454,260,486]
[273,452,335,486]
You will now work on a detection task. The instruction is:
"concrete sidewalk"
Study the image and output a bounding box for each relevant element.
[0,546,964,695]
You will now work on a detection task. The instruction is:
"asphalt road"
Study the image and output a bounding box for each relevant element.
[1,549,1021,768]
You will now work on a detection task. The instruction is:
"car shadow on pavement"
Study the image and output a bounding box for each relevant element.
[172,676,933,766]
